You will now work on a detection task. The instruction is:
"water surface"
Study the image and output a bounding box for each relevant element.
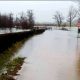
[14,29,80,80]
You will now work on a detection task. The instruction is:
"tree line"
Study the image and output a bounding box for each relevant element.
[53,5,79,27]
[0,10,34,30]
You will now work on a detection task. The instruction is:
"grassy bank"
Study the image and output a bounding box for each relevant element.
[0,38,27,74]
[0,57,25,80]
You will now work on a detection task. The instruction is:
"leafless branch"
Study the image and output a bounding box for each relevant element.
[67,6,77,27]
[53,11,64,27]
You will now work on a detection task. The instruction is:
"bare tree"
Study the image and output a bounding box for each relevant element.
[27,10,34,29]
[0,13,13,29]
[14,17,20,28]
[53,11,64,27]
[67,6,77,27]
[20,12,28,29]
[8,13,13,32]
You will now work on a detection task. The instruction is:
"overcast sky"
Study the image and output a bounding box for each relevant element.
[0,1,78,23]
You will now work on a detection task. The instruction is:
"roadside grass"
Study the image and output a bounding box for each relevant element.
[0,57,25,80]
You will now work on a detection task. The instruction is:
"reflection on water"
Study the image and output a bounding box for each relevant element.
[12,29,80,80]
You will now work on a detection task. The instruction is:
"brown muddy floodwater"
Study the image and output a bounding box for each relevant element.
[15,29,80,80]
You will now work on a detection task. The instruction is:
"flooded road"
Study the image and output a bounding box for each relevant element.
[15,29,80,80]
